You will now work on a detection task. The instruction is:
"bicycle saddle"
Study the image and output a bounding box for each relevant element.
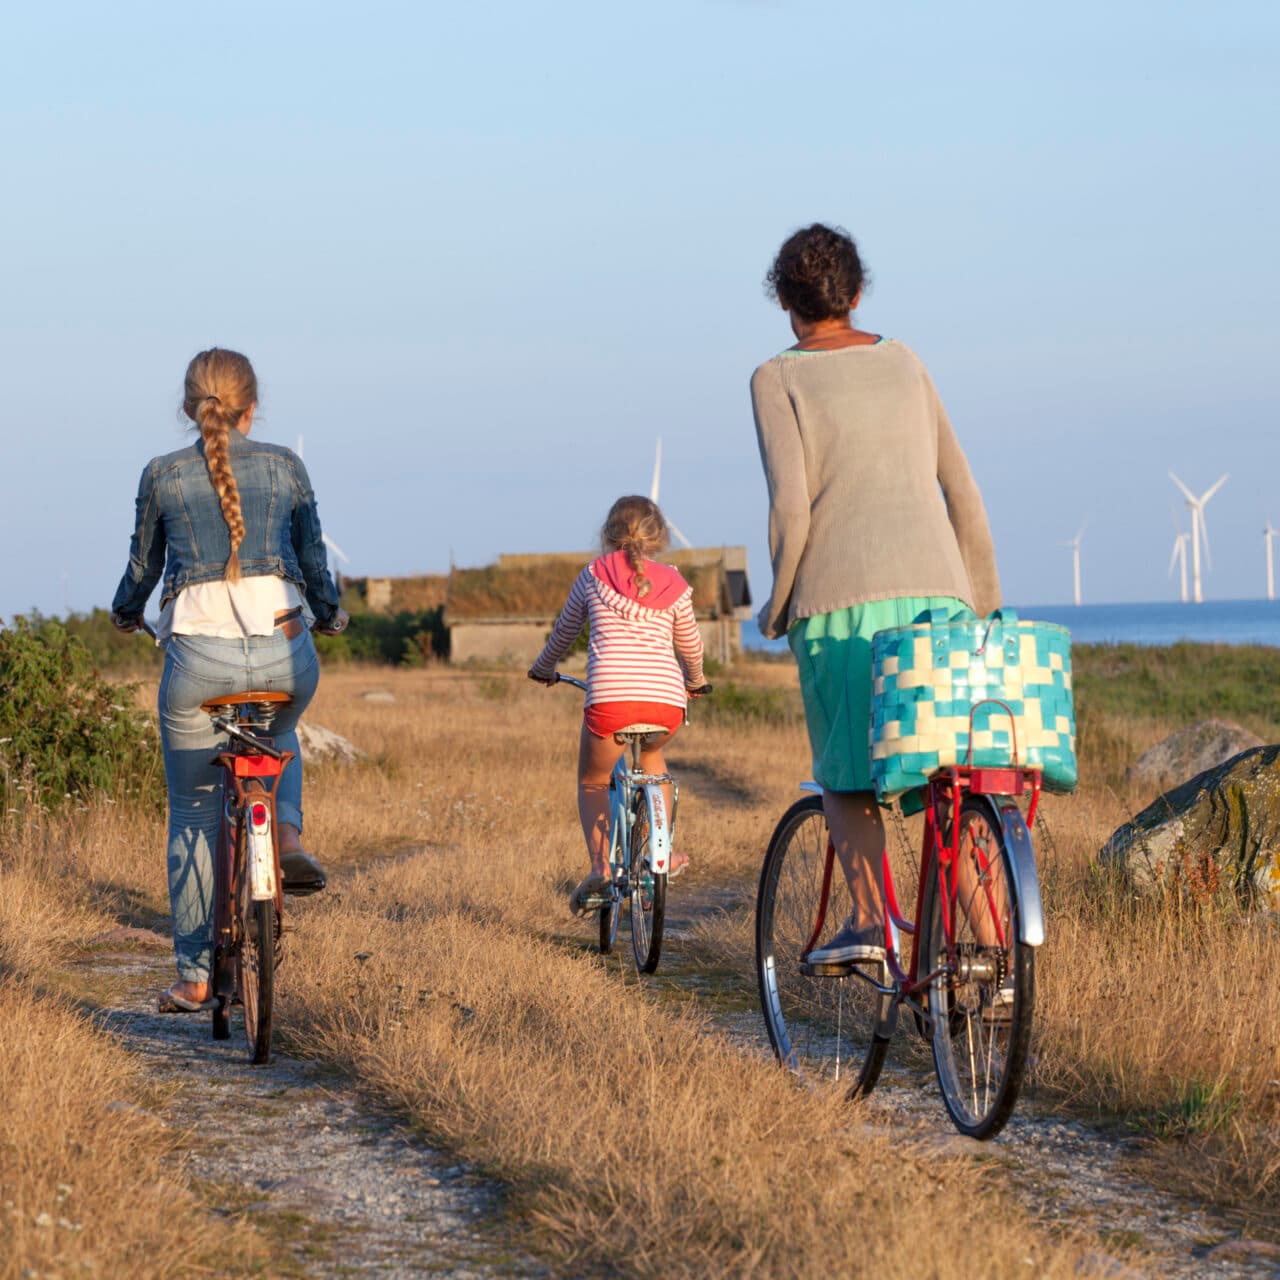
[613,723,671,742]
[201,690,293,712]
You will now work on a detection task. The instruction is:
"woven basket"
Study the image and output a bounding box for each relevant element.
[870,608,1077,800]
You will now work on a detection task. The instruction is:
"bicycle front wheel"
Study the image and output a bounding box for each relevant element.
[755,794,891,1096]
[922,797,1034,1139]
[628,790,666,974]
[236,820,276,1065]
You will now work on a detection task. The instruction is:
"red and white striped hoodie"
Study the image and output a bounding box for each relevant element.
[530,551,705,707]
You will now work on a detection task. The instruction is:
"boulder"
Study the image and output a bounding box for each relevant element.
[1100,744,1280,904]
[296,721,365,765]
[1126,719,1263,790]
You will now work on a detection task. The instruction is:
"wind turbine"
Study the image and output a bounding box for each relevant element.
[650,438,693,550]
[1265,522,1279,601]
[1168,530,1190,604]
[1169,472,1228,604]
[1063,526,1085,606]
[296,434,351,576]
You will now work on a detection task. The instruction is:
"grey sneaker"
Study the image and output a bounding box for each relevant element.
[806,916,886,965]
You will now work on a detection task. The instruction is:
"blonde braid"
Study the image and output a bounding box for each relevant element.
[623,541,652,599]
[198,407,246,581]
[182,349,259,583]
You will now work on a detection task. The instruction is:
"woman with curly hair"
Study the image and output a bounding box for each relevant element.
[751,224,1001,965]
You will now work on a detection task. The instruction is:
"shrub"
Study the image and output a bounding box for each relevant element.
[0,619,162,814]
[313,608,448,665]
[697,679,803,727]
[16,608,163,677]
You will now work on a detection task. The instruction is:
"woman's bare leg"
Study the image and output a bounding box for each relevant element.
[822,790,885,928]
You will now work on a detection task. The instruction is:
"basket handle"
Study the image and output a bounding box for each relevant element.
[965,698,1020,768]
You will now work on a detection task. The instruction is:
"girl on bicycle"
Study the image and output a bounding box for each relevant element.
[528,496,707,915]
[110,348,349,1013]
[751,224,1001,966]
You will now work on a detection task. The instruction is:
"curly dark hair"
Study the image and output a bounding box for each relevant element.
[764,224,867,322]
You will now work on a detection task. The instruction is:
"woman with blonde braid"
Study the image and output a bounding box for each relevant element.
[111,348,349,1012]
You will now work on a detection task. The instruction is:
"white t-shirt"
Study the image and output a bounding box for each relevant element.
[157,575,307,643]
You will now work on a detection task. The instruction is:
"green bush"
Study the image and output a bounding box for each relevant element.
[0,619,162,813]
[313,608,448,666]
[13,608,163,677]
[698,680,804,728]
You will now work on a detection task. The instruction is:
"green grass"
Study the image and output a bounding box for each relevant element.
[1073,643,1280,736]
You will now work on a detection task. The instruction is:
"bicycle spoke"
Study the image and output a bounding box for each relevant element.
[756,796,889,1096]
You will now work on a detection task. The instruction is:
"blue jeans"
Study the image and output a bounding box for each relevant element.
[158,629,320,981]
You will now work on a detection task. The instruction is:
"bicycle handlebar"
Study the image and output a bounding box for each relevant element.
[549,673,712,697]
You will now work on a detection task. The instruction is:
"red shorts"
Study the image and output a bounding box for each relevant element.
[584,700,683,739]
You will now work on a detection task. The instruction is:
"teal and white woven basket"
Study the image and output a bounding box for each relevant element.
[870,608,1078,800]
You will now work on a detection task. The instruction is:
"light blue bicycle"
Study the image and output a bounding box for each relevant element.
[556,674,709,973]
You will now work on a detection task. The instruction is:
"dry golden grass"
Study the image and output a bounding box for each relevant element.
[0,976,266,1278]
[284,868,1083,1277]
[0,799,261,1276]
[5,657,1280,1272]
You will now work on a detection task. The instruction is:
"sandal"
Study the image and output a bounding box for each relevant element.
[669,851,690,878]
[569,873,612,917]
[157,982,218,1013]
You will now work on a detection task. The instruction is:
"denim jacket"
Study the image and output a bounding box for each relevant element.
[111,431,341,624]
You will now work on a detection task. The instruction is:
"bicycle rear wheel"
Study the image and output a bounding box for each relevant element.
[236,818,275,1065]
[755,794,892,1096]
[922,796,1034,1139]
[628,790,666,974]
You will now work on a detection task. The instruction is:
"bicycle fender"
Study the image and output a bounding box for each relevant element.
[641,783,672,875]
[971,795,1045,948]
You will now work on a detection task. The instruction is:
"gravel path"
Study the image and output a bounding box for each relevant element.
[89,940,545,1279]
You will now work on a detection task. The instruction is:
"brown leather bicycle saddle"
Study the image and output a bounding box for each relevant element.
[200,690,293,712]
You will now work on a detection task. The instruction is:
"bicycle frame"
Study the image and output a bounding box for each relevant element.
[209,713,291,1006]
[609,752,677,881]
[800,767,1045,1014]
[553,673,679,909]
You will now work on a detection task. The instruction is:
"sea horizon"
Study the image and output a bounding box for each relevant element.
[741,598,1280,651]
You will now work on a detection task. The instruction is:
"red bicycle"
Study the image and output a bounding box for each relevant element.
[755,764,1045,1139]
[203,690,294,1064]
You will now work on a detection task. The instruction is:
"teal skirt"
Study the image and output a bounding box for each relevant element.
[789,596,968,793]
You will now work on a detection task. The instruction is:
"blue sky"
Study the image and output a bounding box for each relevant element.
[1,1,1277,616]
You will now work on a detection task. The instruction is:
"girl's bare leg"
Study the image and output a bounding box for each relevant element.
[822,790,885,928]
[578,725,620,877]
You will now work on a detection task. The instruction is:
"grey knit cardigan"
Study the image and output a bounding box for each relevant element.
[750,339,1002,640]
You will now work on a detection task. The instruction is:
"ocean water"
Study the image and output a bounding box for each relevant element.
[741,599,1280,651]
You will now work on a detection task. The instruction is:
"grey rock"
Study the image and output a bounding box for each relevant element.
[1126,720,1263,789]
[296,721,366,765]
[1100,744,1280,901]
[361,690,396,704]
